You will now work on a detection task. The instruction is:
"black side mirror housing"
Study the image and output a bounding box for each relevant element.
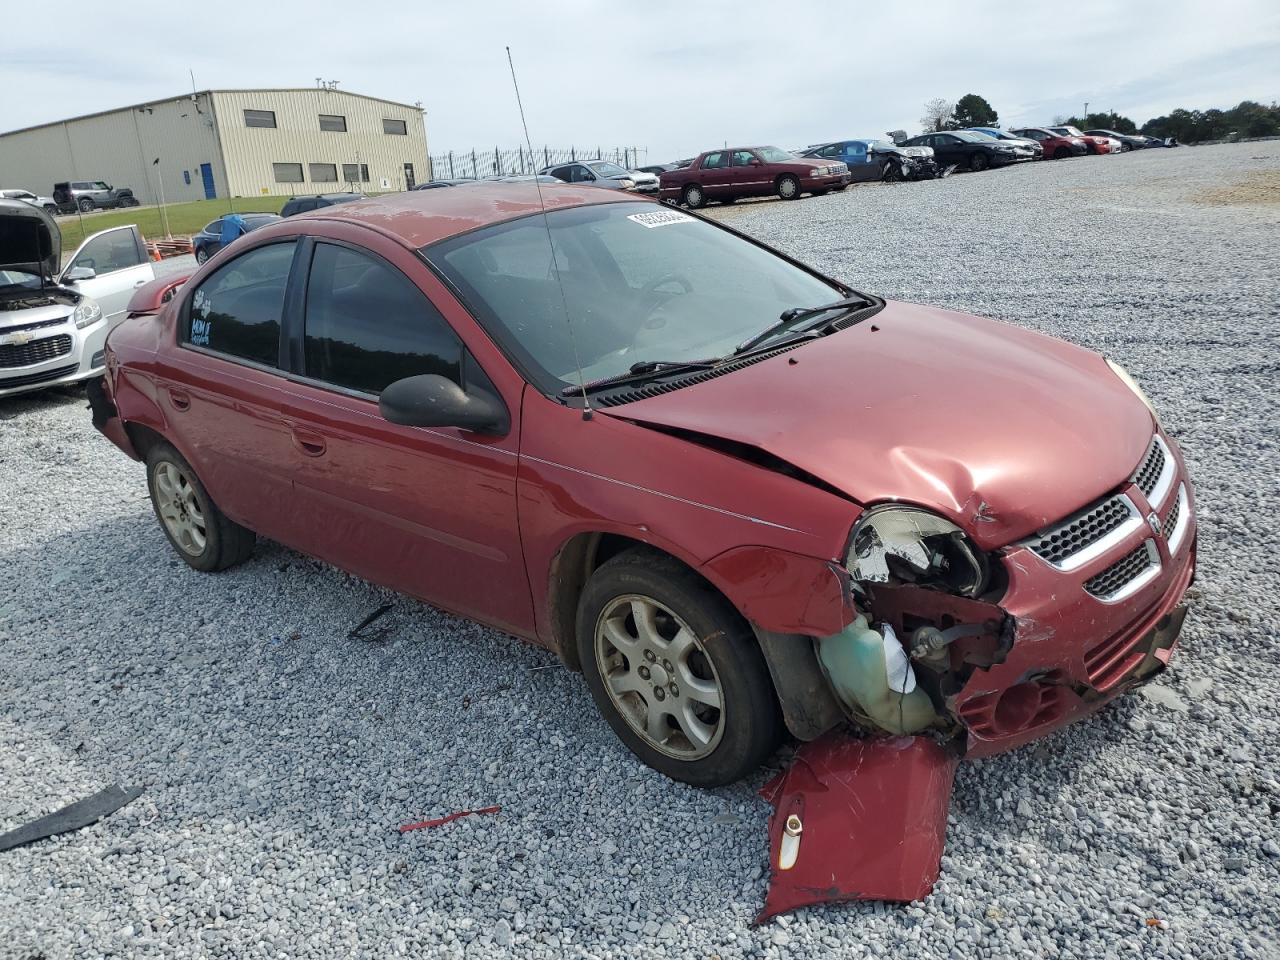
[379,374,509,435]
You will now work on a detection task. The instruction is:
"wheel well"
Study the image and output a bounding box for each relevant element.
[124,422,167,461]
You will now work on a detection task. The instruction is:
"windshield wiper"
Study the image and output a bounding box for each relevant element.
[559,358,721,397]
[733,295,871,355]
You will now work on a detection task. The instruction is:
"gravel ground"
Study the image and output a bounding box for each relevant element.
[2,142,1278,959]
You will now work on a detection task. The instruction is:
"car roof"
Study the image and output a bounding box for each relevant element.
[268,183,642,248]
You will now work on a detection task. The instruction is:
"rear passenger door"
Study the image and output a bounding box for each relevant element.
[275,240,533,635]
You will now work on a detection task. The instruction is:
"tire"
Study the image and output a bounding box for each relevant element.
[78,197,95,212]
[682,184,706,209]
[118,196,139,207]
[43,204,57,214]
[970,152,990,172]
[1054,147,1071,160]
[776,175,800,200]
[1121,143,1132,153]
[195,247,209,265]
[832,183,847,191]
[145,441,255,572]
[576,548,783,788]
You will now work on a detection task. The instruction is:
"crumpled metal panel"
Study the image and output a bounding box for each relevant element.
[756,734,957,922]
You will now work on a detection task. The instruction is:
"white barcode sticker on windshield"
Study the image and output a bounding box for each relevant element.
[627,210,695,228]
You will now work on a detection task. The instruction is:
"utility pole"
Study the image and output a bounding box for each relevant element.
[1084,101,1089,122]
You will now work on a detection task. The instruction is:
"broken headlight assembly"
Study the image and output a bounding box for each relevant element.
[845,506,989,598]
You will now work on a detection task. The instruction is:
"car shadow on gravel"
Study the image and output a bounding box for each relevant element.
[0,383,88,420]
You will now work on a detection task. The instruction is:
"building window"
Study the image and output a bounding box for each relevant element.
[309,163,338,183]
[319,114,347,132]
[342,163,371,183]
[244,109,277,128]
[382,118,408,136]
[272,163,304,183]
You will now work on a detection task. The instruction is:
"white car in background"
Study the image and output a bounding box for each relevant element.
[0,200,154,398]
[1,188,59,215]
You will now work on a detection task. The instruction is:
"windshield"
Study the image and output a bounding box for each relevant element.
[426,202,845,394]
[1053,126,1083,136]
[0,269,43,290]
[587,161,630,178]
[950,131,989,143]
[756,146,795,162]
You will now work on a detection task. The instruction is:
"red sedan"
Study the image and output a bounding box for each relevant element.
[1010,127,1090,159]
[1049,125,1116,154]
[90,186,1195,786]
[659,146,849,208]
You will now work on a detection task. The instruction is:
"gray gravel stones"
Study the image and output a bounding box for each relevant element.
[3,143,1279,958]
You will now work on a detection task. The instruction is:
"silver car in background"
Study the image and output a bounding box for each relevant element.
[1,188,59,214]
[0,200,154,398]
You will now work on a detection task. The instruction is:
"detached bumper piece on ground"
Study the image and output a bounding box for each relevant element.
[756,736,957,923]
[0,784,143,853]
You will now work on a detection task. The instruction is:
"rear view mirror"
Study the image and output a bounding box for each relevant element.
[379,374,509,435]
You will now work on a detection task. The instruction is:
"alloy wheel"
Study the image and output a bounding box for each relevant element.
[594,594,726,760]
[153,460,207,556]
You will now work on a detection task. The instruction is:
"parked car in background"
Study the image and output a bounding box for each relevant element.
[1084,130,1148,152]
[637,164,678,176]
[966,128,1044,160]
[900,131,1033,171]
[659,147,849,208]
[1046,126,1114,155]
[1009,127,1089,159]
[192,213,282,264]
[413,179,477,190]
[1,188,59,214]
[540,160,659,194]
[1137,135,1179,148]
[53,181,139,213]
[1,199,153,397]
[279,193,365,217]
[90,185,1196,788]
[802,139,939,181]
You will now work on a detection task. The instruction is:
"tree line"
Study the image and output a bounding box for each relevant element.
[920,95,1280,142]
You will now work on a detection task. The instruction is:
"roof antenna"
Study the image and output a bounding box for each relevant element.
[506,46,592,421]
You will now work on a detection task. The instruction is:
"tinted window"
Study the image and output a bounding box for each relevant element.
[186,241,296,366]
[730,150,756,166]
[72,228,144,274]
[203,220,222,234]
[701,152,726,169]
[303,243,462,394]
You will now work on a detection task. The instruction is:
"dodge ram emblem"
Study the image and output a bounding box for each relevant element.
[1147,512,1163,537]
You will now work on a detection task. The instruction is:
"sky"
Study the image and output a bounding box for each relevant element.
[3,0,1277,165]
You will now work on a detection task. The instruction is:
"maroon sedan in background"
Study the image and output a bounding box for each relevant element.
[90,186,1195,788]
[1010,127,1090,159]
[659,146,849,208]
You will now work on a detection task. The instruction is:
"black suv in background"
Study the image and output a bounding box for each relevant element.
[279,193,365,217]
[53,181,140,213]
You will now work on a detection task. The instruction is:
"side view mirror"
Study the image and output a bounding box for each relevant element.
[64,265,96,281]
[749,157,763,166]
[379,374,509,435]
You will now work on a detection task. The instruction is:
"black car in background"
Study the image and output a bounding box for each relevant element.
[900,131,1034,171]
[413,179,477,189]
[279,193,364,217]
[1083,129,1149,152]
[192,213,281,264]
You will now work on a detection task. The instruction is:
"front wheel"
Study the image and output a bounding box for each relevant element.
[195,247,210,264]
[776,175,800,200]
[146,442,255,572]
[970,152,990,172]
[682,184,706,209]
[43,204,57,214]
[576,549,783,787]
[1054,147,1071,159]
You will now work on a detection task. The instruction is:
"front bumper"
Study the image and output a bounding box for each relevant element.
[801,173,852,191]
[0,315,107,398]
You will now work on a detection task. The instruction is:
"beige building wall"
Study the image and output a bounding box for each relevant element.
[0,93,226,205]
[210,89,428,198]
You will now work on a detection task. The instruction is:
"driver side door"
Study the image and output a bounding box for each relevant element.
[61,225,155,325]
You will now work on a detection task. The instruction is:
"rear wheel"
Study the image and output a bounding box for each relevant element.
[682,184,706,209]
[43,204,57,214]
[776,175,800,200]
[576,549,783,787]
[1120,143,1132,153]
[78,198,95,212]
[145,442,255,572]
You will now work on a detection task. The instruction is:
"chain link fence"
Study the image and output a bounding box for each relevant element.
[428,146,648,181]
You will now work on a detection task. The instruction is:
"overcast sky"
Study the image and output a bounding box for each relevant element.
[4,0,1277,163]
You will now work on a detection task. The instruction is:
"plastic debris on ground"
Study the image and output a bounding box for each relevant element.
[756,734,958,922]
[399,805,502,833]
[0,785,144,853]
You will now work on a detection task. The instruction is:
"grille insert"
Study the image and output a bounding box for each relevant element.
[1133,437,1167,499]
[1028,496,1134,567]
[0,334,73,368]
[0,362,79,389]
[1084,541,1158,601]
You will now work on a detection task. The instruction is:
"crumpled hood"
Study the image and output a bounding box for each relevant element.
[0,199,60,280]
[613,300,1154,550]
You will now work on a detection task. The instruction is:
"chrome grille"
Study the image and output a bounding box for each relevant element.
[1164,487,1181,534]
[0,334,73,368]
[1084,541,1158,601]
[1133,437,1166,498]
[1028,496,1134,567]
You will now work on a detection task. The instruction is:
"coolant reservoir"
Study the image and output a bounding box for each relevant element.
[817,615,939,734]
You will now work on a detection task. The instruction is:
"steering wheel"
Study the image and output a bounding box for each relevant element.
[630,273,693,329]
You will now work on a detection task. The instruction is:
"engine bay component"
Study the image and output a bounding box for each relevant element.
[846,507,987,598]
[816,614,941,734]
[756,734,958,922]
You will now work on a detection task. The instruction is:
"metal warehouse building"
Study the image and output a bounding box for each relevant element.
[0,87,429,205]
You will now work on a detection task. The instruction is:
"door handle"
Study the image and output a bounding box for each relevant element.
[167,388,190,411]
[134,280,147,287]
[291,428,327,457]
